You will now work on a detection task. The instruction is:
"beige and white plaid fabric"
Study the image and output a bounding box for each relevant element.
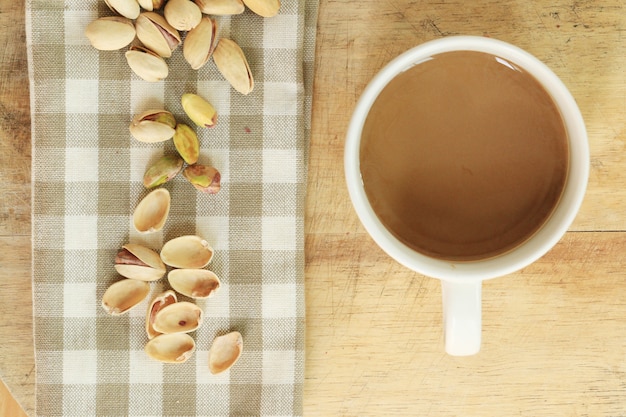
[26,0,317,415]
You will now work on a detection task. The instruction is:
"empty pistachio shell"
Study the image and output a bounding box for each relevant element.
[213,38,254,95]
[138,0,165,11]
[173,124,200,165]
[208,331,243,374]
[130,109,176,143]
[153,301,203,334]
[160,235,214,268]
[105,0,141,19]
[181,93,217,128]
[135,12,181,58]
[243,0,280,17]
[164,0,202,31]
[183,17,218,70]
[168,269,221,299]
[193,0,244,15]
[183,164,221,194]
[133,188,171,233]
[85,17,136,51]
[146,290,178,339]
[143,155,184,188]
[114,243,166,281]
[125,46,169,82]
[102,279,150,315]
[145,333,196,363]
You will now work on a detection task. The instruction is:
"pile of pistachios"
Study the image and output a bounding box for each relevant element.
[84,0,279,90]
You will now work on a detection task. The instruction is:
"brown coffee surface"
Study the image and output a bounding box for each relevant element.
[360,51,569,261]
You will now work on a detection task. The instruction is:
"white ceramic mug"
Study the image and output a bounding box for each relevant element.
[344,36,589,356]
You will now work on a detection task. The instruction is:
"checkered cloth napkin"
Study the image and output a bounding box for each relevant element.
[26,0,317,415]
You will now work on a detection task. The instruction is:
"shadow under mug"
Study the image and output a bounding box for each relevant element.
[344,36,589,356]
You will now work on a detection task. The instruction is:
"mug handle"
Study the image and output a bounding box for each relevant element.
[441,280,482,356]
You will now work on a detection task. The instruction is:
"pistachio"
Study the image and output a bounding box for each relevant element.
[168,269,221,299]
[243,0,280,17]
[153,301,204,334]
[125,46,169,82]
[208,331,243,374]
[85,17,136,51]
[138,0,165,11]
[143,155,184,188]
[114,243,167,281]
[146,290,178,339]
[183,17,218,70]
[164,0,202,31]
[130,109,176,143]
[105,0,141,19]
[212,38,254,95]
[173,124,200,165]
[145,333,196,363]
[102,279,150,315]
[133,188,171,233]
[181,93,217,128]
[193,0,244,15]
[135,12,181,58]
[183,164,221,194]
[160,235,214,269]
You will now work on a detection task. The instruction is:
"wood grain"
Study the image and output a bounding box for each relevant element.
[3,0,626,416]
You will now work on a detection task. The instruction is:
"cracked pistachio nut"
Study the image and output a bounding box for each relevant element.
[213,38,254,95]
[145,333,196,363]
[133,188,171,233]
[160,235,214,269]
[135,12,181,58]
[164,0,202,31]
[181,93,217,128]
[115,243,167,281]
[146,290,178,339]
[153,301,204,334]
[85,17,136,51]
[243,0,280,17]
[193,0,244,15]
[183,164,221,194]
[173,124,200,165]
[102,278,150,315]
[208,331,243,374]
[125,46,169,82]
[105,0,141,19]
[143,154,184,188]
[130,109,176,143]
[183,17,218,70]
[168,269,220,299]
[138,0,165,11]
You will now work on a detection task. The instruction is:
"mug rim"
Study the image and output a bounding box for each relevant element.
[344,36,589,281]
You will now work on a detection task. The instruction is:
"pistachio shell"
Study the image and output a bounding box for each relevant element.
[208,331,243,374]
[212,38,254,95]
[130,109,176,143]
[143,155,184,188]
[168,269,221,299]
[173,124,200,165]
[138,0,165,11]
[153,301,203,334]
[160,235,214,269]
[181,93,217,128]
[105,0,141,19]
[135,12,181,58]
[85,17,136,51]
[183,17,218,70]
[183,164,221,194]
[114,243,166,281]
[243,0,280,17]
[125,46,169,82]
[133,188,171,233]
[193,0,244,15]
[146,290,178,339]
[102,279,150,315]
[145,333,196,363]
[164,0,202,31]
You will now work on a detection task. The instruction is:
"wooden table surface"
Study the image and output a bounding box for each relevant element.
[2,0,626,416]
